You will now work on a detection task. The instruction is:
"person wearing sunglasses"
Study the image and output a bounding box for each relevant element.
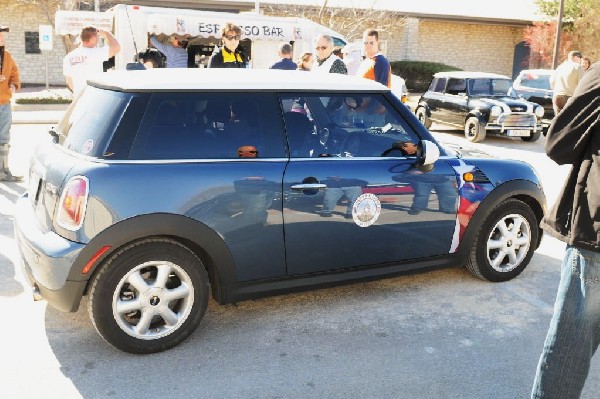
[356,28,391,88]
[312,34,347,75]
[208,23,248,69]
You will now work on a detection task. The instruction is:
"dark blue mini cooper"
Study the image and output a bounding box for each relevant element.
[14,69,546,353]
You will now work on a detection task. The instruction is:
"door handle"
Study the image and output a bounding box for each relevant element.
[290,183,327,190]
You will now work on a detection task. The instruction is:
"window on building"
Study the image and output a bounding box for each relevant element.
[24,32,41,54]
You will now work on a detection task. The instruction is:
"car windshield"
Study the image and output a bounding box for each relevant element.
[468,78,514,97]
[518,72,551,90]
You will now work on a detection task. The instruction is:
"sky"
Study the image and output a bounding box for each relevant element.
[258,0,545,22]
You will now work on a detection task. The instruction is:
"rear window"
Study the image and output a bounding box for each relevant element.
[518,72,551,90]
[57,87,130,157]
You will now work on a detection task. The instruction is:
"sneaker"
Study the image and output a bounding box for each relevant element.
[0,171,23,182]
[408,209,421,215]
[319,212,332,217]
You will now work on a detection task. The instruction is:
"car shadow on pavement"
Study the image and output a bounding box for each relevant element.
[42,252,566,399]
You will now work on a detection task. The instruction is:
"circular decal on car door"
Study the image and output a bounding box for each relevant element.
[352,193,382,227]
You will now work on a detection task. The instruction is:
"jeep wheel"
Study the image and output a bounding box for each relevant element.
[416,107,432,129]
[464,117,486,143]
[88,238,209,354]
[521,130,541,142]
[465,199,538,282]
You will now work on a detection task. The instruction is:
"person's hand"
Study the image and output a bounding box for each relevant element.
[10,84,16,93]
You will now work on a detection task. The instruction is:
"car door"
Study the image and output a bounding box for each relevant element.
[280,93,459,275]
[444,78,468,126]
[425,77,447,122]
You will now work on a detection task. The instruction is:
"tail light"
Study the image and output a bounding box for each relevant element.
[57,176,89,231]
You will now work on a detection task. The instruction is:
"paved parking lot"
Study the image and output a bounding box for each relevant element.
[1,121,599,398]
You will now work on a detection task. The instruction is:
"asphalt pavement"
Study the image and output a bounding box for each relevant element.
[2,110,600,398]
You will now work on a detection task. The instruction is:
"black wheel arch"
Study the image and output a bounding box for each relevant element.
[465,110,487,126]
[67,213,235,304]
[456,179,545,256]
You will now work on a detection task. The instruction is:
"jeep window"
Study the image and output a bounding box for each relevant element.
[432,78,447,93]
[129,92,286,160]
[518,73,551,90]
[57,87,130,157]
[445,78,466,95]
[280,93,420,158]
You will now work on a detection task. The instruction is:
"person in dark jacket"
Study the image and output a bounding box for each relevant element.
[208,23,247,69]
[270,43,296,70]
[531,61,600,398]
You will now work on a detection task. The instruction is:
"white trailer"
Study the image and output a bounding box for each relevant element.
[55,4,347,70]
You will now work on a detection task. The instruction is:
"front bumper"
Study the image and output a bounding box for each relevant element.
[485,113,543,136]
[14,193,87,312]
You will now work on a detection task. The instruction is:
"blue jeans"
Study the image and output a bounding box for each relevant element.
[532,246,600,398]
[0,103,12,144]
[322,187,362,215]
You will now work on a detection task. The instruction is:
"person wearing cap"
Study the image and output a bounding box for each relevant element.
[0,25,22,181]
[63,26,121,96]
[356,28,391,88]
[270,43,296,70]
[149,34,188,68]
[550,50,584,115]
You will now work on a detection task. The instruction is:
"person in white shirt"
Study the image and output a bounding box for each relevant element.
[63,26,120,96]
[341,42,362,76]
[550,50,584,115]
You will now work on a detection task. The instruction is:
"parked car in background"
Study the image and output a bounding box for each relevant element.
[415,71,545,142]
[14,69,545,354]
[512,69,554,119]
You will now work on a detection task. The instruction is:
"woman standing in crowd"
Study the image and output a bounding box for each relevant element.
[208,23,247,68]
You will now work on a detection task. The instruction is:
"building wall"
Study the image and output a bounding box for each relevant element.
[406,20,525,76]
[1,0,67,85]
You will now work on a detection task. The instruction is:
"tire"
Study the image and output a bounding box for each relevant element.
[521,130,541,142]
[88,238,209,354]
[416,107,432,129]
[464,116,486,143]
[465,199,538,282]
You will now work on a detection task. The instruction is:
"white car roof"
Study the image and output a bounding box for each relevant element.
[433,71,510,80]
[88,68,389,93]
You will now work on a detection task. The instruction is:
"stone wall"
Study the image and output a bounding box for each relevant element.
[407,20,525,76]
[1,0,67,85]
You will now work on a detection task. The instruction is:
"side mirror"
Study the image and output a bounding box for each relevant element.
[417,139,440,167]
[48,129,59,143]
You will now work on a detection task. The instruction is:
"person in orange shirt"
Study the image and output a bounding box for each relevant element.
[0,26,21,181]
[356,28,391,88]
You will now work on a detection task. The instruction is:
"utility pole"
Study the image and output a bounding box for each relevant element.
[95,0,100,12]
[552,0,565,69]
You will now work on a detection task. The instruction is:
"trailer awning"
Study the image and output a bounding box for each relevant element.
[55,11,114,35]
[146,13,300,41]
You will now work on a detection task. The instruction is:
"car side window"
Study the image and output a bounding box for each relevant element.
[432,78,447,93]
[129,92,286,160]
[280,93,420,158]
[445,78,466,95]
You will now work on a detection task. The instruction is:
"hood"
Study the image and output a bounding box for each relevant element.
[470,97,535,113]
[440,141,493,158]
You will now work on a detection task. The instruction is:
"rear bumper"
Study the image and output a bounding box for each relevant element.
[14,193,87,312]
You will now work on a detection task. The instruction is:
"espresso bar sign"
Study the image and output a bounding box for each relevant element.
[148,14,296,41]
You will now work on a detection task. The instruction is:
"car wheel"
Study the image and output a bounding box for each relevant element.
[416,107,432,129]
[465,198,538,282]
[88,238,209,353]
[464,117,486,143]
[521,131,541,142]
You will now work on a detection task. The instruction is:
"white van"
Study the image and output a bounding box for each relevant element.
[55,4,347,70]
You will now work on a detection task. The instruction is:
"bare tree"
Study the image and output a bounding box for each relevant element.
[262,2,406,43]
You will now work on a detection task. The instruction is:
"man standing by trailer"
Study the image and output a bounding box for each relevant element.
[63,26,121,96]
[0,25,21,182]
